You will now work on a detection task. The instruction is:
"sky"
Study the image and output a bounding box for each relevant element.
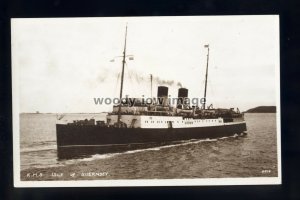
[11,16,279,113]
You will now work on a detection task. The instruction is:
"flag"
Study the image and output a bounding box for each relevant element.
[129,56,134,60]
[204,44,209,48]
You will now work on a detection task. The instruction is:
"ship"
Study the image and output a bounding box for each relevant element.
[56,25,247,159]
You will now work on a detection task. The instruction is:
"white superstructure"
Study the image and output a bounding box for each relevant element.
[106,114,226,129]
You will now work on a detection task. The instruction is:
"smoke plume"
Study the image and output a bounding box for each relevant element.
[100,69,183,87]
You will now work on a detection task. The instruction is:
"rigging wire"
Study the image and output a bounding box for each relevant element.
[125,62,137,96]
[208,78,215,98]
[114,72,121,97]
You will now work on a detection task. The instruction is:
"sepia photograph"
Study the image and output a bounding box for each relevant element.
[11,16,280,187]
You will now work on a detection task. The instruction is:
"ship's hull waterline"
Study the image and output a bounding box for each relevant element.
[56,122,247,159]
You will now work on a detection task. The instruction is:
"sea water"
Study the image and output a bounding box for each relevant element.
[19,113,278,179]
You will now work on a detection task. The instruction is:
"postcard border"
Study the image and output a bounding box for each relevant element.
[12,15,281,187]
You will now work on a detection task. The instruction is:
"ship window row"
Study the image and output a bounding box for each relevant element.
[144,119,220,124]
[144,121,175,124]
[194,119,219,122]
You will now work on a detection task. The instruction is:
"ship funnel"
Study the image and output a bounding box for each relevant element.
[177,88,189,108]
[157,86,168,106]
[178,88,188,98]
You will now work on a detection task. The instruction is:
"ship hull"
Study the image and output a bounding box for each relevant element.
[56,122,247,159]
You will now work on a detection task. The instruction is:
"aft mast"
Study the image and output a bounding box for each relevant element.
[203,44,209,109]
[150,74,153,99]
[117,24,128,125]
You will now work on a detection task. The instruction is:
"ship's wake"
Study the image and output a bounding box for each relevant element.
[63,134,244,165]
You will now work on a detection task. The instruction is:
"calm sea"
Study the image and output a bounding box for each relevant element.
[19,113,278,178]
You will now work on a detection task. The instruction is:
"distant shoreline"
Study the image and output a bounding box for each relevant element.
[21,107,277,114]
[245,106,276,113]
[20,112,109,114]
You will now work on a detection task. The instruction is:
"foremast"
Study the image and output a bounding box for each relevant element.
[203,44,209,109]
[117,24,128,126]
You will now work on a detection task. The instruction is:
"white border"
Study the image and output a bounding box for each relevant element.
[11,21,22,186]
[275,15,282,185]
[12,15,281,187]
[15,177,280,188]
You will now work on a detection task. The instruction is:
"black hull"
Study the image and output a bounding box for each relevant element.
[56,123,247,159]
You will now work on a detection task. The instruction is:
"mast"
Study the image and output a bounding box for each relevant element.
[203,44,209,109]
[117,24,128,125]
[150,74,153,99]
